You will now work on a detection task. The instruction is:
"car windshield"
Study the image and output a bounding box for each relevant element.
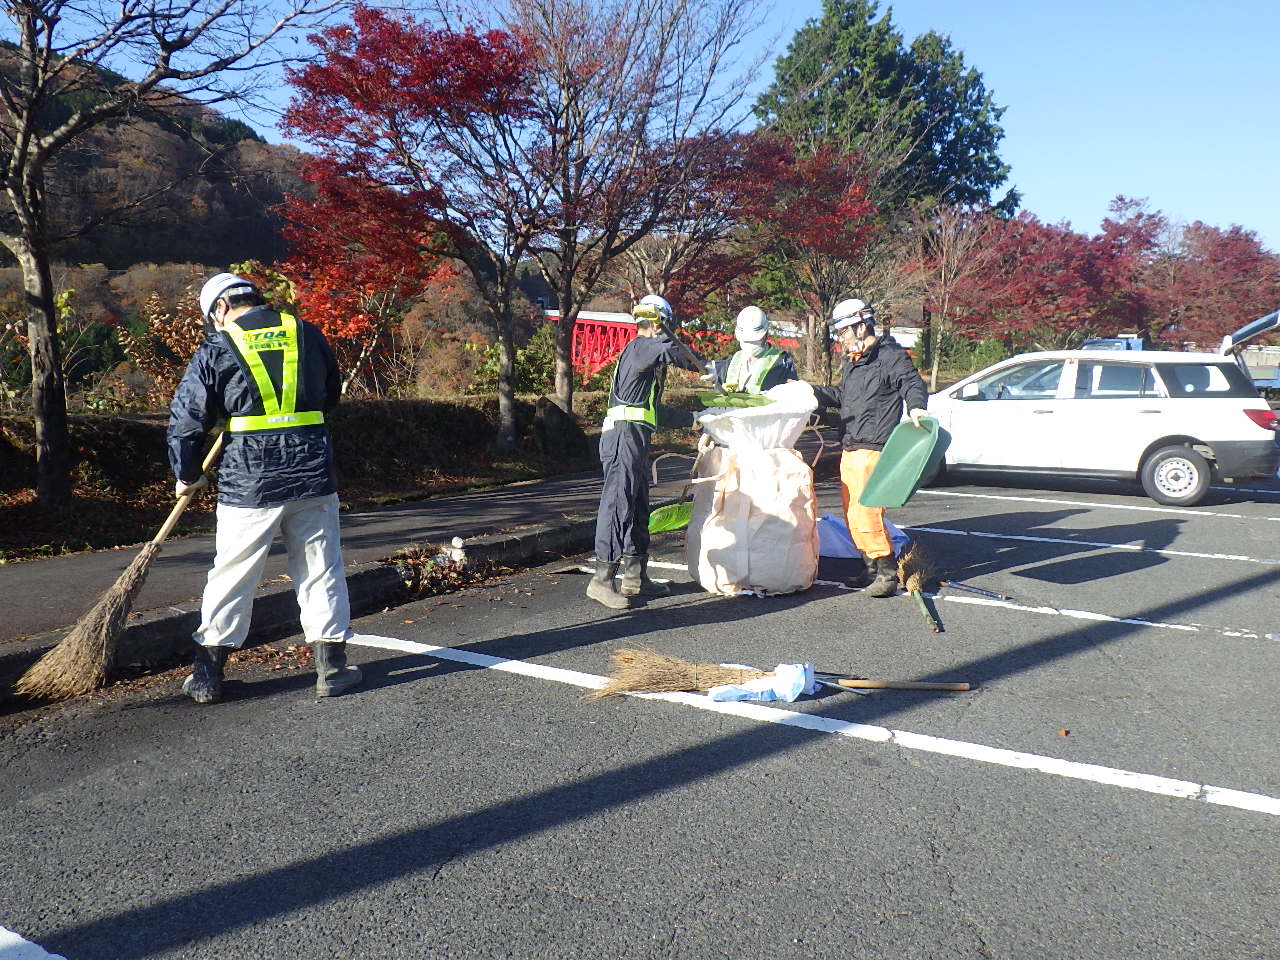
[1155,362,1257,398]
[968,360,1064,400]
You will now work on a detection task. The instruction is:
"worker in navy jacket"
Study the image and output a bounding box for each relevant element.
[167,272,361,703]
[589,294,704,609]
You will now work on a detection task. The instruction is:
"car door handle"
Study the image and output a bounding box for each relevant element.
[1139,409,1163,414]
[1032,409,1054,414]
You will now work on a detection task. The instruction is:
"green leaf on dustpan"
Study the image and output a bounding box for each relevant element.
[698,391,773,408]
[648,501,693,533]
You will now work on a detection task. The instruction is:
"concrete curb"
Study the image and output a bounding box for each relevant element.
[0,497,679,698]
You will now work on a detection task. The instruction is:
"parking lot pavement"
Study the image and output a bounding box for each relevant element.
[4,474,1280,959]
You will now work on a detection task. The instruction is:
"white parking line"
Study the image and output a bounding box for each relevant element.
[807,578,1266,641]
[917,488,1280,520]
[904,524,1280,565]
[658,565,1267,640]
[0,927,68,959]
[348,634,1280,819]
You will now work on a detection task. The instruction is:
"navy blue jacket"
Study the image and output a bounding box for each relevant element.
[813,336,927,451]
[608,331,701,429]
[167,306,341,507]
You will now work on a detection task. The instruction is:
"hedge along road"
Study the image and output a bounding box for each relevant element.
[3,474,1280,960]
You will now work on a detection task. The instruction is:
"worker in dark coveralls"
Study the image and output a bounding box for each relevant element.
[813,297,929,598]
[167,272,362,703]
[588,294,706,609]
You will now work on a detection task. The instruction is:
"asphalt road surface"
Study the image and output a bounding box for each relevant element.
[3,471,1280,959]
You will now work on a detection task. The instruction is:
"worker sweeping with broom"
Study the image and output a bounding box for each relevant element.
[167,272,361,703]
[813,298,929,598]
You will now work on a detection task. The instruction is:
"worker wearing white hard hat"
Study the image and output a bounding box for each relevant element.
[714,305,798,394]
[588,293,706,609]
[167,272,360,703]
[813,296,929,598]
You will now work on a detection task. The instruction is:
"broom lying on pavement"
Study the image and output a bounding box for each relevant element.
[585,647,969,699]
[15,432,226,701]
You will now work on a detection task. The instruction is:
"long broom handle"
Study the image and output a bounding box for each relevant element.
[660,321,723,393]
[151,431,226,546]
[826,678,971,692]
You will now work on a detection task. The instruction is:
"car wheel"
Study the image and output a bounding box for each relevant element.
[1140,446,1211,506]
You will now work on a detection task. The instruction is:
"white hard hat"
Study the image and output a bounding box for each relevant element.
[734,305,769,343]
[635,293,674,326]
[199,272,256,319]
[831,297,875,331]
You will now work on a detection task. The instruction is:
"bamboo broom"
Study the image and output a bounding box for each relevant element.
[586,647,970,698]
[897,542,942,632]
[16,432,226,701]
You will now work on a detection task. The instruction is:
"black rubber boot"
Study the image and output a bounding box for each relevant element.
[313,642,362,697]
[182,645,228,704]
[843,561,874,590]
[865,554,900,598]
[620,555,670,597]
[586,559,631,609]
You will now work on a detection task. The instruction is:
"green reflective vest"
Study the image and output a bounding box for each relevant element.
[606,377,658,427]
[222,313,325,433]
[725,345,783,394]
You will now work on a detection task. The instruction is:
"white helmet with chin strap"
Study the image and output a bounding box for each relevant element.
[199,272,257,320]
[831,297,875,332]
[734,305,770,344]
[634,293,674,327]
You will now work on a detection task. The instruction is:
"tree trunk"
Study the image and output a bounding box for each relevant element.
[19,240,72,508]
[495,313,518,453]
[803,311,818,380]
[553,305,575,415]
[919,304,933,373]
[929,327,942,392]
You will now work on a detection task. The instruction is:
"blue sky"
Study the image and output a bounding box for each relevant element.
[755,0,1280,251]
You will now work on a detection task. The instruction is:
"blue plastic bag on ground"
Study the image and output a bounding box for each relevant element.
[817,513,910,559]
[707,663,818,702]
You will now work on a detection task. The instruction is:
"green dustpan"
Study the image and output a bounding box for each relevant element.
[648,501,694,533]
[858,417,949,508]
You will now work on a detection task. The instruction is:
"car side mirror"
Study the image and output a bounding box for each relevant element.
[959,383,984,400]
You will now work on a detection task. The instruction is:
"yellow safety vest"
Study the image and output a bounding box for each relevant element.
[725,345,783,394]
[222,313,325,433]
[606,377,658,427]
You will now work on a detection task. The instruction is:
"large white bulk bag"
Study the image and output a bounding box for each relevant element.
[686,381,819,595]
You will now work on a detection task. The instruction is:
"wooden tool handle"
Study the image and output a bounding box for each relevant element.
[152,431,226,546]
[830,678,970,691]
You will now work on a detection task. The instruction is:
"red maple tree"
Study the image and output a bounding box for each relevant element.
[283,5,541,448]
[951,212,1123,349]
[274,160,457,394]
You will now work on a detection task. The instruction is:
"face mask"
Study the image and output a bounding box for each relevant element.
[739,340,765,357]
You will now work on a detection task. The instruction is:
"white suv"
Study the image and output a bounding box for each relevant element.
[926,349,1280,506]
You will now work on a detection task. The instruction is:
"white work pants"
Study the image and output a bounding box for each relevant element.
[194,493,352,649]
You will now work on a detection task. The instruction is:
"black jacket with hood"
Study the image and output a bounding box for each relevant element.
[166,305,341,507]
[813,335,928,451]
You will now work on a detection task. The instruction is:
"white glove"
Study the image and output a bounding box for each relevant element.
[699,361,719,384]
[908,407,930,427]
[175,475,210,499]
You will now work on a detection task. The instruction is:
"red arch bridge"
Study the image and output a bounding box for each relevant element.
[544,309,807,384]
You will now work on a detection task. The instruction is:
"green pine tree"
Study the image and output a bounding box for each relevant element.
[755,0,1016,208]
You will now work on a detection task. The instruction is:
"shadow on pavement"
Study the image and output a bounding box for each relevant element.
[40,563,1280,959]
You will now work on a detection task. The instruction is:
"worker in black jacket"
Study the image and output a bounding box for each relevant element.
[813,298,929,598]
[167,272,361,703]
[589,294,705,609]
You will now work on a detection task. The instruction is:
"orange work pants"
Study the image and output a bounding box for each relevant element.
[839,449,893,560]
